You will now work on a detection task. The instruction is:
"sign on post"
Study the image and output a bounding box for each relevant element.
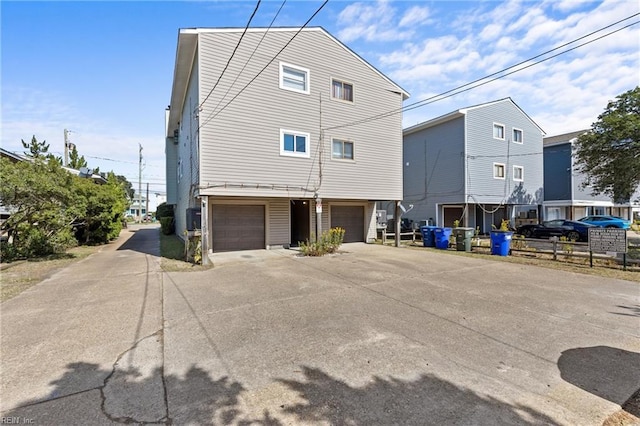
[588,228,627,253]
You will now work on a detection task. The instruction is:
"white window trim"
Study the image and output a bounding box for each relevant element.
[513,165,524,182]
[331,138,355,161]
[279,62,310,95]
[280,129,310,158]
[493,122,505,140]
[493,162,506,180]
[331,78,355,103]
[512,127,524,144]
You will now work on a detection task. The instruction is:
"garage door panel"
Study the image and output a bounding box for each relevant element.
[331,206,364,243]
[212,205,265,252]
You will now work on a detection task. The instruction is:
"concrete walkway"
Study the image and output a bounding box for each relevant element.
[1,230,639,425]
[1,225,165,424]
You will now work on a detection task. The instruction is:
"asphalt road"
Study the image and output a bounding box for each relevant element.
[1,225,639,425]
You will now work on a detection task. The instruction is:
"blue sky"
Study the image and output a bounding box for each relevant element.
[2,1,639,201]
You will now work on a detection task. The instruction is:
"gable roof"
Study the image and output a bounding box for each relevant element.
[167,27,410,138]
[404,97,545,136]
[543,129,590,147]
[0,147,27,163]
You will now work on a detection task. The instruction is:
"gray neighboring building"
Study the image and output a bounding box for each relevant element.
[165,27,408,253]
[543,130,637,220]
[402,98,545,233]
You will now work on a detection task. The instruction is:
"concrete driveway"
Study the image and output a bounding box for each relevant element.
[1,228,639,425]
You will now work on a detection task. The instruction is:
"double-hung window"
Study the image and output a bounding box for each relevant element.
[493,123,505,140]
[513,165,524,181]
[513,128,523,144]
[332,79,354,102]
[332,139,354,160]
[493,163,505,179]
[280,129,310,158]
[280,62,310,94]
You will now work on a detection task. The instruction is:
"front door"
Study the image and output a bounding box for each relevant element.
[290,200,310,247]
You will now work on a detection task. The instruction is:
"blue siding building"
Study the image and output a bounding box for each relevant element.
[402,98,545,233]
[543,130,637,220]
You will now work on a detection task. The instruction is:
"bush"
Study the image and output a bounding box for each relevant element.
[160,217,175,235]
[299,227,346,256]
[156,202,174,220]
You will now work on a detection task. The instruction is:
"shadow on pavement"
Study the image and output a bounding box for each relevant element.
[558,346,640,416]
[117,227,160,256]
[609,304,640,317]
[276,366,556,425]
[1,362,255,425]
[2,361,562,424]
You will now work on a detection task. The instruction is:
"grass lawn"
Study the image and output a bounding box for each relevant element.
[0,245,100,302]
[159,232,212,272]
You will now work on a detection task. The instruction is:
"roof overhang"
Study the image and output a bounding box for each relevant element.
[403,111,465,136]
[167,30,198,138]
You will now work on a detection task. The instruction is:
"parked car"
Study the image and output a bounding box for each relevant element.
[577,215,631,229]
[516,219,597,241]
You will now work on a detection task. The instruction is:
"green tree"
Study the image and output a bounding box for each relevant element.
[75,173,128,244]
[574,86,640,204]
[68,144,88,169]
[0,157,86,259]
[115,175,135,201]
[21,135,50,159]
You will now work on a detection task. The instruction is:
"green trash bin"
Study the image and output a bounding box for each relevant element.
[453,227,474,252]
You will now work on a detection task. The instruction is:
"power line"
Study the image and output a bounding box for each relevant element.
[202,0,287,124]
[199,0,329,130]
[323,14,640,131]
[198,0,262,111]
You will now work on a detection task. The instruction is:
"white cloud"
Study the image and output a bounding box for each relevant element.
[1,86,165,187]
[337,0,432,42]
[358,0,640,138]
[399,5,430,28]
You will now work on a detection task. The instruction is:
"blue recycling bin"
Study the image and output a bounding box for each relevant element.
[490,231,513,256]
[420,226,437,247]
[434,227,452,250]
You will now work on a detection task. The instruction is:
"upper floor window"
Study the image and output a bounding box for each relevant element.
[513,128,523,144]
[332,79,354,102]
[513,165,524,181]
[280,129,310,158]
[280,62,310,94]
[493,123,505,140]
[493,162,505,179]
[332,138,354,160]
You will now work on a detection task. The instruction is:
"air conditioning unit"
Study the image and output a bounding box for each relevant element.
[186,208,201,231]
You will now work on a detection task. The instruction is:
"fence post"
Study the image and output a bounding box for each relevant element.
[551,236,558,261]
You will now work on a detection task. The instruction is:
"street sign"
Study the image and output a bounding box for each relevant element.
[588,228,627,253]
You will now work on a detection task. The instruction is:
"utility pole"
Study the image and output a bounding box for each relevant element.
[138,144,143,222]
[64,129,69,166]
[315,95,324,240]
[145,182,149,221]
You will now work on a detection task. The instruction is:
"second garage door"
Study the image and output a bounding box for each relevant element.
[212,205,265,252]
[331,206,364,243]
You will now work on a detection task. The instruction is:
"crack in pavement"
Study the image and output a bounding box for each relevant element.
[100,329,169,424]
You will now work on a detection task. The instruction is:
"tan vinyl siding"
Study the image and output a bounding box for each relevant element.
[267,198,289,247]
[165,138,178,204]
[197,30,404,201]
[175,57,200,238]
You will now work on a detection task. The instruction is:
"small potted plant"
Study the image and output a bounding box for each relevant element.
[490,219,514,256]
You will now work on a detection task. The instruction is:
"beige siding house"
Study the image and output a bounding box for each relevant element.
[166,27,408,254]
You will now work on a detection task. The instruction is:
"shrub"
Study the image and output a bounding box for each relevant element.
[160,217,175,235]
[299,227,346,256]
[156,202,174,220]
